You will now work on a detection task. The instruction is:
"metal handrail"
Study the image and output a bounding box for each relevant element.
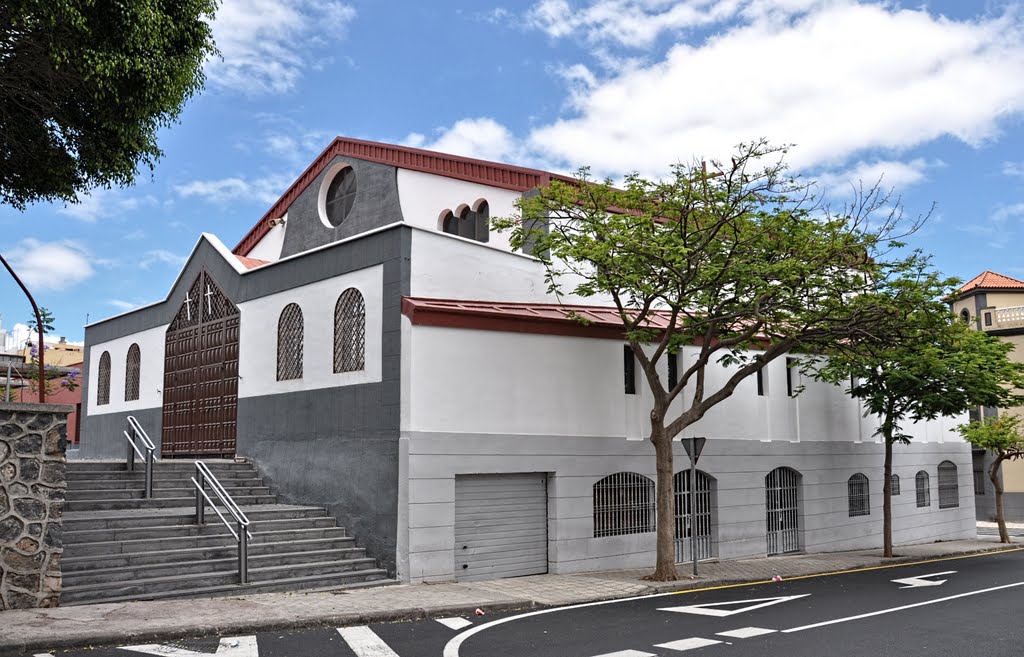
[123,416,156,498]
[192,460,253,584]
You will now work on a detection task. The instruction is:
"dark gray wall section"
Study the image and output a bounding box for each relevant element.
[281,157,403,259]
[974,293,987,331]
[80,225,411,576]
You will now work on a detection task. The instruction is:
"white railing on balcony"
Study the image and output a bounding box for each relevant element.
[992,305,1024,329]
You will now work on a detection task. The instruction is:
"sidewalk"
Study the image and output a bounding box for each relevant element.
[0,536,1019,655]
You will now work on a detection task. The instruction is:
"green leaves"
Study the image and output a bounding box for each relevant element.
[958,415,1024,459]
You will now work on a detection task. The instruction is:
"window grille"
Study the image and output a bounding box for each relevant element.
[848,473,870,517]
[593,472,655,537]
[623,345,636,395]
[915,471,931,507]
[334,288,365,373]
[277,303,304,381]
[974,466,986,495]
[325,167,357,227]
[765,466,801,555]
[938,461,959,508]
[674,469,714,562]
[890,474,900,496]
[96,351,111,406]
[124,343,141,401]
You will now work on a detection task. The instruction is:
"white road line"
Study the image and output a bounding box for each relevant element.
[120,637,258,656]
[591,651,656,657]
[716,627,777,639]
[337,626,401,657]
[436,617,473,630]
[655,637,723,651]
[784,580,1024,633]
[33,653,55,657]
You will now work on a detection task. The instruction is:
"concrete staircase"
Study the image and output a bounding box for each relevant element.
[62,460,391,605]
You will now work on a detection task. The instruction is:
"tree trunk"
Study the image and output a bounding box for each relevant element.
[648,425,679,581]
[882,438,893,558]
[990,455,1010,544]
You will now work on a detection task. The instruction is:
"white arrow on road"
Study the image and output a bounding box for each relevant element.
[658,594,810,617]
[890,570,956,589]
[121,636,258,656]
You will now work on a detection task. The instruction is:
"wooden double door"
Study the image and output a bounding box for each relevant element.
[162,271,240,457]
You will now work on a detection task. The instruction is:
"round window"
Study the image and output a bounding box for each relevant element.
[324,166,357,227]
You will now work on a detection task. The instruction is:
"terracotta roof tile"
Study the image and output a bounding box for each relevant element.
[958,270,1024,294]
[236,255,271,270]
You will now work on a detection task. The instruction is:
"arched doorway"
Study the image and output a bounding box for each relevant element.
[674,469,715,563]
[162,271,240,457]
[765,466,801,555]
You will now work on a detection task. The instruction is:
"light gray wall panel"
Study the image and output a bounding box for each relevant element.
[78,407,162,459]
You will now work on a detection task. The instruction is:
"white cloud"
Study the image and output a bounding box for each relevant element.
[58,188,141,222]
[3,239,94,292]
[521,2,1024,176]
[108,299,141,312]
[992,202,1024,224]
[140,250,187,270]
[403,118,528,165]
[174,174,293,205]
[206,0,357,95]
[1003,161,1024,179]
[814,158,932,199]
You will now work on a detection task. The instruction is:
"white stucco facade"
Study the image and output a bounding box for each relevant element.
[86,324,167,416]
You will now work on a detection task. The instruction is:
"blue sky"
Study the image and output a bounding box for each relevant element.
[2,0,1024,345]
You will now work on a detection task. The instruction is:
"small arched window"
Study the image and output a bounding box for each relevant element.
[96,351,111,406]
[938,461,959,508]
[890,474,900,496]
[124,343,141,401]
[594,472,655,537]
[277,303,304,381]
[441,210,458,236]
[438,200,489,243]
[916,471,931,507]
[334,288,365,373]
[960,309,971,324]
[848,473,870,517]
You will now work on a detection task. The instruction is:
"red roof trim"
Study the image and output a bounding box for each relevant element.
[232,136,574,256]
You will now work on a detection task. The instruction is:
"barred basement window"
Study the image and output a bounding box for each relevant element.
[890,474,900,496]
[916,471,931,507]
[334,288,365,373]
[96,351,111,406]
[277,303,304,381]
[938,460,959,508]
[848,473,870,517]
[124,343,141,401]
[593,472,655,537]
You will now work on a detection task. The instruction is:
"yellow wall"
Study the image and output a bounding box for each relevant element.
[18,343,84,368]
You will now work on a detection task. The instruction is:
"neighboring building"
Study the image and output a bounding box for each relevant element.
[78,137,976,583]
[949,270,1024,522]
[18,336,84,367]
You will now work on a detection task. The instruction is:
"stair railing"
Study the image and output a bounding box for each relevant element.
[192,460,253,584]
[123,416,156,498]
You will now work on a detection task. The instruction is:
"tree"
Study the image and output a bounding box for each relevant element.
[814,283,1024,557]
[0,1,217,209]
[26,306,54,336]
[959,415,1024,544]
[494,140,926,580]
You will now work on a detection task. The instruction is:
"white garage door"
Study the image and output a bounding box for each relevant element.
[454,473,548,582]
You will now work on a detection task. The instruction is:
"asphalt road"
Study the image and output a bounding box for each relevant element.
[29,547,1024,657]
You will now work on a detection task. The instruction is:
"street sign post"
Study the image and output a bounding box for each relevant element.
[680,437,707,577]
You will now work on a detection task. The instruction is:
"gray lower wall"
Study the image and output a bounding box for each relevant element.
[237,384,399,575]
[400,433,977,583]
[78,407,162,460]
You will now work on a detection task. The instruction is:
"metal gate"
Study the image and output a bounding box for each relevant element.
[674,470,713,563]
[162,271,240,457]
[454,474,548,582]
[765,466,801,555]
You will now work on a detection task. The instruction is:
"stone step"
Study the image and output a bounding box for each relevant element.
[66,486,272,501]
[63,534,357,568]
[63,547,372,586]
[61,572,395,606]
[64,520,343,549]
[66,471,260,484]
[64,494,278,512]
[62,505,329,531]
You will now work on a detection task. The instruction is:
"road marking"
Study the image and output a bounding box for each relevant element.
[337,626,400,657]
[716,627,777,639]
[659,594,809,617]
[443,550,1024,657]
[34,653,55,657]
[655,637,722,651]
[891,570,956,588]
[591,651,656,657]
[784,580,1024,633]
[121,636,258,656]
[436,617,473,630]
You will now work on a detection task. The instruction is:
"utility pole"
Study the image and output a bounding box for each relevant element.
[0,253,45,402]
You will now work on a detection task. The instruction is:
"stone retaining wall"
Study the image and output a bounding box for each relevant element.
[0,402,71,610]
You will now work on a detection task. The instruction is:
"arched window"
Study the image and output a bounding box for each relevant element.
[890,474,901,496]
[593,472,655,537]
[470,200,490,243]
[766,466,801,555]
[916,471,931,507]
[96,351,111,406]
[441,210,458,236]
[848,473,870,517]
[124,343,141,401]
[674,469,715,562]
[277,303,304,381]
[438,200,489,243]
[938,461,959,508]
[334,288,365,373]
[960,309,971,324]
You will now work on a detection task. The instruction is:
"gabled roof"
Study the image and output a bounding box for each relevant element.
[958,270,1024,294]
[232,136,574,257]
